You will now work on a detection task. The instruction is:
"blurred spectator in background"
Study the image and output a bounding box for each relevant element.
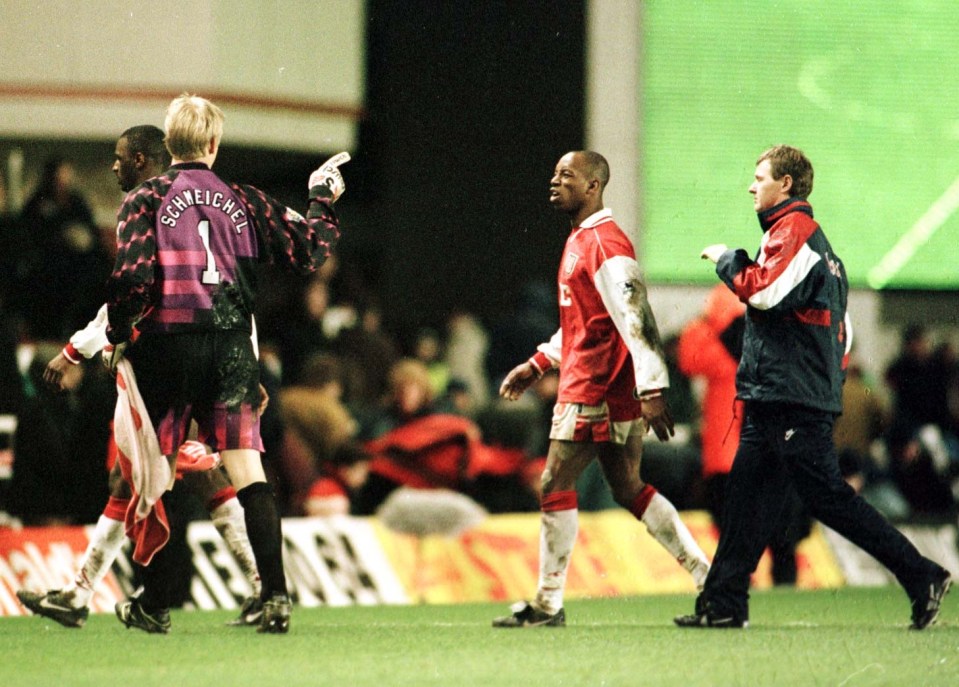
[15,157,110,340]
[8,343,113,525]
[352,357,536,515]
[661,333,699,431]
[834,354,886,477]
[333,295,401,426]
[434,378,476,418]
[275,272,336,386]
[0,280,22,512]
[353,357,460,513]
[0,307,23,416]
[474,400,543,513]
[834,353,910,520]
[885,325,939,440]
[0,171,27,312]
[678,284,745,520]
[443,311,490,412]
[485,279,557,397]
[367,357,437,439]
[411,327,449,399]
[884,324,959,518]
[275,353,367,516]
[932,341,959,439]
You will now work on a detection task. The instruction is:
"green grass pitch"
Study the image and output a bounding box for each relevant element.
[4,588,958,687]
[642,1,959,290]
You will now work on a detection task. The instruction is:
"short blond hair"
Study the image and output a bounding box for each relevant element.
[164,93,224,161]
[388,358,435,404]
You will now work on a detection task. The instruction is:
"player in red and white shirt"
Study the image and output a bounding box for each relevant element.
[493,151,709,628]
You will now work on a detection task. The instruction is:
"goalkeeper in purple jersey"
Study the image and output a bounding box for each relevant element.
[105,93,350,634]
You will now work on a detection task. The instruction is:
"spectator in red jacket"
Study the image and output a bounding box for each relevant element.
[678,284,745,521]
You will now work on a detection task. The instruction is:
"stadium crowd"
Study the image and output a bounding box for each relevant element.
[1,153,958,542]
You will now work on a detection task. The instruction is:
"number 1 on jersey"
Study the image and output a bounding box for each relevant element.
[197,220,221,285]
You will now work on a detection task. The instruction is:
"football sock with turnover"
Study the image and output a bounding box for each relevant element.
[208,487,262,597]
[533,490,578,616]
[65,497,129,608]
[632,486,710,589]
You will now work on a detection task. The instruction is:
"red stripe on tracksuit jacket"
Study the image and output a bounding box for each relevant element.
[715,198,851,413]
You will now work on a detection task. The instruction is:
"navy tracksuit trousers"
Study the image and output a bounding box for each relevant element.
[701,401,939,620]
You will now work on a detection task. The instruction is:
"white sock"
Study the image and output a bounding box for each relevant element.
[210,497,262,597]
[641,493,710,590]
[66,515,127,607]
[533,506,578,615]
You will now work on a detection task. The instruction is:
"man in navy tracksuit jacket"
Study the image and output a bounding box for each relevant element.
[675,145,950,630]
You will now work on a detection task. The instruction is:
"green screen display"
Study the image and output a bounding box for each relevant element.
[642,2,959,289]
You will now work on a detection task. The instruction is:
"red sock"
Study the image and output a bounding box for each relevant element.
[629,485,657,519]
[102,496,130,521]
[541,490,578,512]
[206,486,237,512]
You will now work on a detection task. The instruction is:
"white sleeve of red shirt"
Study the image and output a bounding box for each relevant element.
[530,329,563,375]
[63,304,110,363]
[593,254,669,394]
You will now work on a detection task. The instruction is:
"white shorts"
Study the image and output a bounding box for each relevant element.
[549,401,645,445]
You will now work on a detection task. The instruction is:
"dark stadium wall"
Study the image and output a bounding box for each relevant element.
[359,0,586,338]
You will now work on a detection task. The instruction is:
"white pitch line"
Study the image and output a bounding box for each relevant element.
[867,173,959,288]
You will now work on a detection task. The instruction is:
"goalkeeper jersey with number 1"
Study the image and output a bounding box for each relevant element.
[106,162,340,344]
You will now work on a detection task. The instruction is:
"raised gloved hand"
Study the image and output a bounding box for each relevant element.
[308,152,351,202]
[101,341,128,374]
[700,243,729,264]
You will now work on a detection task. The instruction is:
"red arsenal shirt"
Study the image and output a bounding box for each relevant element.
[535,209,669,417]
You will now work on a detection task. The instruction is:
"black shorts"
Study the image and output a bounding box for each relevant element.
[127,330,263,454]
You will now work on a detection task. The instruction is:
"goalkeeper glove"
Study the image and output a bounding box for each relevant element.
[308,151,351,202]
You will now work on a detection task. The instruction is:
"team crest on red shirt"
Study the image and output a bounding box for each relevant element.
[564,252,580,275]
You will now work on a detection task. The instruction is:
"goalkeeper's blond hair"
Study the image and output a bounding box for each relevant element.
[164,93,224,162]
